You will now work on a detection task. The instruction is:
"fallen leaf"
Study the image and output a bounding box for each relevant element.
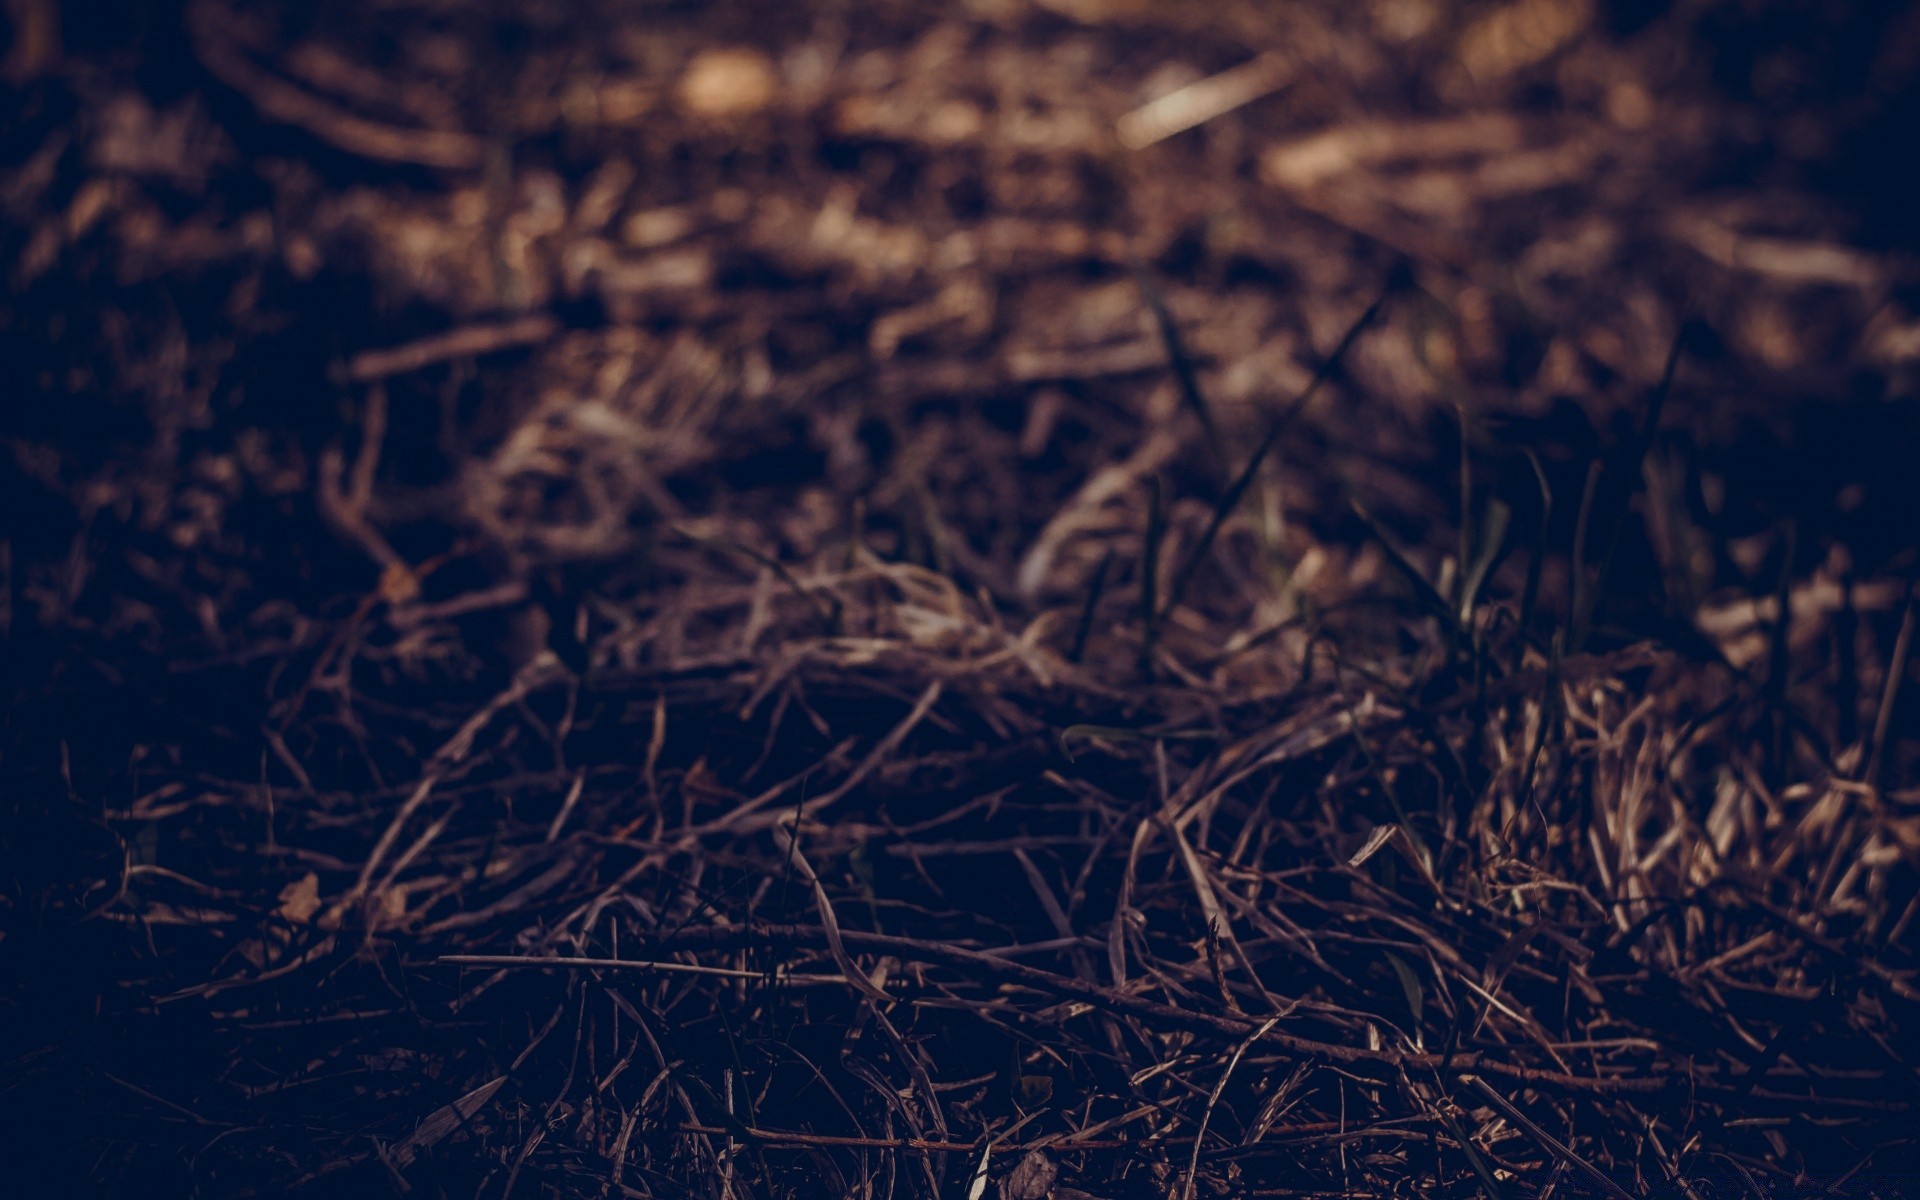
[390,1075,507,1168]
[1000,1149,1057,1200]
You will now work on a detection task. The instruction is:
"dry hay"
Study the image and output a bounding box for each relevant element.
[4,1,1919,1197]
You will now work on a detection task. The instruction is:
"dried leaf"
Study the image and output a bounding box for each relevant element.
[1000,1150,1058,1200]
[389,1075,507,1168]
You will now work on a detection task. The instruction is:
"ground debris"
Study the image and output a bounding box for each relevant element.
[4,2,1918,1198]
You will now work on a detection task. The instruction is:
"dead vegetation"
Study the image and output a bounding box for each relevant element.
[4,1,1919,1197]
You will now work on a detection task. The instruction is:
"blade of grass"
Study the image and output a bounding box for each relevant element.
[1343,697,1436,881]
[1567,459,1603,650]
[1509,637,1568,849]
[1459,499,1512,626]
[1766,520,1799,786]
[1133,259,1226,477]
[1180,1016,1282,1200]
[1350,496,1454,627]
[1864,581,1916,788]
[1068,547,1115,664]
[1457,401,1474,617]
[1139,476,1164,681]
[1836,568,1859,753]
[1159,282,1393,622]
[1464,1076,1638,1200]
[1385,950,1426,1031]
[1573,314,1689,648]
[768,822,890,1005]
[1512,449,1553,670]
[1435,1106,1509,1200]
[1460,496,1513,705]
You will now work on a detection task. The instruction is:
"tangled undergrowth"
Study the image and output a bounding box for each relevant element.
[4,1,1919,1197]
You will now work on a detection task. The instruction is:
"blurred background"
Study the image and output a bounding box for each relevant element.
[5,0,1918,685]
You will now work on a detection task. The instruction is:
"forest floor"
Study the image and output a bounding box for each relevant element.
[4,1,1920,1197]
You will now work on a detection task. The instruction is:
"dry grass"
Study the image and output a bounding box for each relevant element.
[4,1,1919,1197]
